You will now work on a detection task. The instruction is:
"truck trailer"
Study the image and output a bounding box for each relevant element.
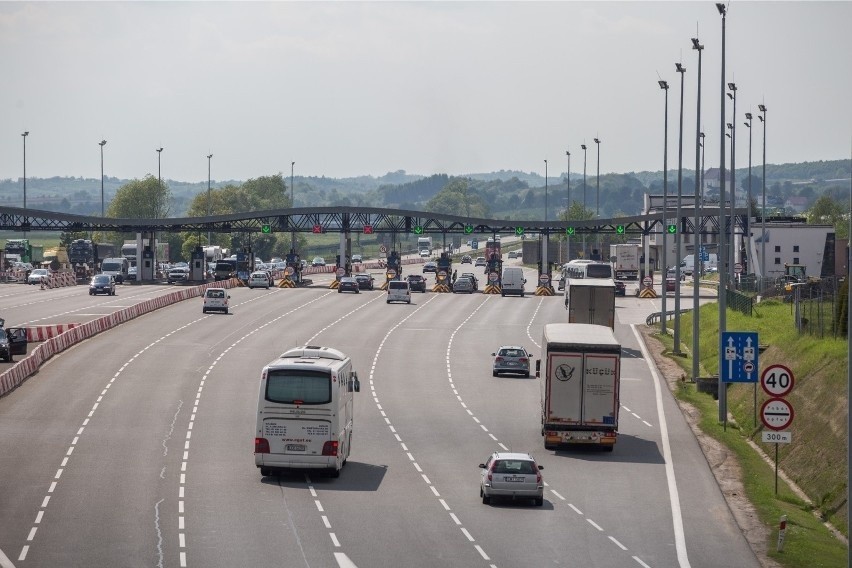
[538,323,621,451]
[564,278,616,329]
[609,243,639,280]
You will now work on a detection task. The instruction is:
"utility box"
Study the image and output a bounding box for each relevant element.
[190,247,205,281]
[141,247,155,281]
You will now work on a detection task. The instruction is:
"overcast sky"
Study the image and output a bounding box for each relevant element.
[1,1,850,184]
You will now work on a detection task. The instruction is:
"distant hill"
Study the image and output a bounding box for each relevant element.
[1,159,847,219]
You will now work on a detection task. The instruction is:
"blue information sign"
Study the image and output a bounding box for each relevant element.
[721,332,759,383]
[699,246,709,262]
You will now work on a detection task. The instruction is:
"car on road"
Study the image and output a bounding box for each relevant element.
[89,274,116,296]
[355,273,375,290]
[419,250,431,258]
[508,250,519,259]
[406,274,427,292]
[248,271,271,289]
[351,254,362,263]
[312,257,326,267]
[202,288,229,314]
[387,280,411,304]
[491,345,530,377]
[614,280,626,296]
[27,268,50,285]
[338,277,360,293]
[460,272,479,291]
[479,452,544,506]
[461,255,472,264]
[167,266,190,284]
[665,276,677,292]
[127,265,137,281]
[422,261,438,274]
[0,325,28,363]
[452,276,475,294]
[475,257,487,267]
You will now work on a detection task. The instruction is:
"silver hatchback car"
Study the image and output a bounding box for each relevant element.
[491,345,530,377]
[479,452,544,506]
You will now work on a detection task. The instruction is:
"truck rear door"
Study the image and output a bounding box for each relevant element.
[581,352,620,427]
[546,352,583,424]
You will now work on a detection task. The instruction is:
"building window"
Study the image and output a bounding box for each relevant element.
[793,257,799,264]
[793,245,799,253]
[774,258,781,265]
[774,245,781,253]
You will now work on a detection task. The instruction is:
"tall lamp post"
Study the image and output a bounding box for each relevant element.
[207,154,213,245]
[727,82,738,285]
[22,131,29,211]
[594,137,601,258]
[290,161,296,252]
[673,61,686,354]
[156,147,163,272]
[99,140,107,217]
[658,79,670,334]
[758,104,767,280]
[744,112,753,275]
[691,37,704,384]
[716,1,729,423]
[566,149,571,261]
[581,143,587,257]
[544,159,549,277]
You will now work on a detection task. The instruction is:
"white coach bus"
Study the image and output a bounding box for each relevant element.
[255,345,360,478]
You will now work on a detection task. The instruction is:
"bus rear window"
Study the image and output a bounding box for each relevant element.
[265,369,332,405]
[586,264,612,279]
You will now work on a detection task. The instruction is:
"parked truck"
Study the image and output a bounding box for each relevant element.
[537,323,621,452]
[609,243,639,280]
[564,278,616,329]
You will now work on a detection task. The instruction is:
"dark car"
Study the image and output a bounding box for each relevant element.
[460,272,479,291]
[423,262,438,274]
[355,274,375,290]
[461,255,473,264]
[89,274,116,296]
[0,324,28,363]
[406,274,427,292]
[614,280,626,296]
[452,276,474,294]
[338,277,360,293]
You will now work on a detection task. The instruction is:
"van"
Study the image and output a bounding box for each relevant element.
[680,254,718,276]
[202,287,230,314]
[100,257,129,284]
[501,266,526,297]
[387,280,411,304]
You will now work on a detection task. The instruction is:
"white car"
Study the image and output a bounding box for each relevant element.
[479,452,544,506]
[202,288,229,314]
[419,250,430,258]
[248,271,271,289]
[27,268,50,285]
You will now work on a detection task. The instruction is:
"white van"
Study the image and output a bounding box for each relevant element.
[387,280,411,304]
[100,257,130,284]
[501,266,526,297]
[681,254,718,276]
[255,346,360,478]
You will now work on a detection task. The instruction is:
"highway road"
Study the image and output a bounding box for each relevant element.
[0,264,757,568]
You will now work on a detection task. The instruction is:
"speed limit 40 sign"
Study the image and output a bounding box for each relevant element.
[761,364,795,397]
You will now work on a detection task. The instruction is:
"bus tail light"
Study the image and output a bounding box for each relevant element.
[255,438,270,454]
[322,441,339,456]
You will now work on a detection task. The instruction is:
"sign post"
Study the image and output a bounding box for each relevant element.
[760,365,796,495]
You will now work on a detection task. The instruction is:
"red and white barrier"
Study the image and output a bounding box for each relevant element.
[26,324,80,342]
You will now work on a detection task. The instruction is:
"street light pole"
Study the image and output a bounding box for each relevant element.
[728,82,738,285]
[717,1,729,423]
[659,79,670,334]
[692,37,704,383]
[544,159,549,278]
[758,104,767,280]
[581,143,587,257]
[674,61,687,354]
[566,149,571,261]
[22,131,29,211]
[290,161,296,252]
[99,140,107,217]
[207,154,213,245]
[594,137,601,259]
[156,147,163,272]
[745,112,753,275]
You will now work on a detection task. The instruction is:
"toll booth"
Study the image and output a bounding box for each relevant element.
[483,253,503,294]
[285,249,302,285]
[236,249,252,281]
[140,246,155,281]
[434,252,452,292]
[190,247,205,281]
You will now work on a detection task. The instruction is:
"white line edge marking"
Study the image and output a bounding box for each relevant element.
[631,324,691,568]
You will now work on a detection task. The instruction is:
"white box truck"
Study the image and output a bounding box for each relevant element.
[564,278,616,329]
[537,323,621,452]
[609,243,640,280]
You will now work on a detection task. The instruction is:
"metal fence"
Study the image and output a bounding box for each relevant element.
[794,277,845,338]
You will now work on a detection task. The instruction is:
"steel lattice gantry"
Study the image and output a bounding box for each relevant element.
[0,205,749,238]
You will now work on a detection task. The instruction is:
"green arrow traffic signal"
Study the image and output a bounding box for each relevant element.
[261,224,271,234]
[616,225,625,235]
[515,227,524,236]
[667,224,677,234]
[464,225,474,234]
[413,226,424,235]
[565,227,575,236]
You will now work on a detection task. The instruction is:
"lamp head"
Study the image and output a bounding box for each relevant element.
[22,131,29,137]
[566,150,570,156]
[658,80,669,90]
[594,138,600,144]
[728,82,737,92]
[716,3,726,16]
[207,154,213,159]
[675,62,685,73]
[727,93,734,100]
[99,140,107,146]
[727,123,733,130]
[699,132,705,139]
[758,104,767,112]
[691,38,703,50]
[758,116,764,122]
[581,144,587,150]
[745,112,752,120]
[156,147,163,153]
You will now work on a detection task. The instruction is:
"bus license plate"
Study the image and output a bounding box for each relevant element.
[286,444,306,452]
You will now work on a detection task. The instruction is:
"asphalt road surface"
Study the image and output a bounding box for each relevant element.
[0,267,757,568]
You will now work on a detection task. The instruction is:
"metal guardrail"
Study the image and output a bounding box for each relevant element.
[645,308,693,326]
